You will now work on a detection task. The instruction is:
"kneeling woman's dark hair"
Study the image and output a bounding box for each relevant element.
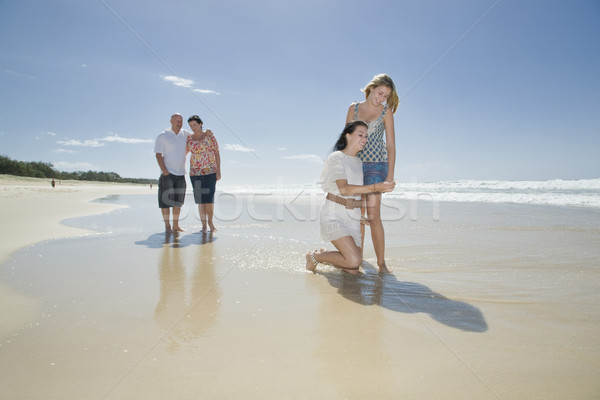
[333,120,368,151]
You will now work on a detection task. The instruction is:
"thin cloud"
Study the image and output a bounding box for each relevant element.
[194,88,220,95]
[162,75,194,88]
[101,134,153,144]
[52,148,77,154]
[56,134,152,147]
[57,139,104,147]
[282,154,324,164]
[47,132,57,136]
[162,75,219,95]
[224,143,254,152]
[3,69,37,80]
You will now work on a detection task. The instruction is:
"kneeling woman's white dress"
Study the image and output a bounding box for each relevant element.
[319,151,363,247]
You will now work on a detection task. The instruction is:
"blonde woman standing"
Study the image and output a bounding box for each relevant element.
[346,74,399,273]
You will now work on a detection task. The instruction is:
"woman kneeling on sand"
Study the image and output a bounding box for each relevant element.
[306,121,395,274]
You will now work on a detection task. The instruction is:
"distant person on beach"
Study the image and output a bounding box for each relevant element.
[51,179,55,188]
[154,113,192,233]
[346,73,399,273]
[306,121,395,274]
[187,115,221,232]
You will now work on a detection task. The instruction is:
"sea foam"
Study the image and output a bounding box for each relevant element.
[219,179,600,208]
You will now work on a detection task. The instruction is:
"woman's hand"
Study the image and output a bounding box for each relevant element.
[374,181,395,193]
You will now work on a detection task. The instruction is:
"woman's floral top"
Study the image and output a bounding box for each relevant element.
[187,134,219,176]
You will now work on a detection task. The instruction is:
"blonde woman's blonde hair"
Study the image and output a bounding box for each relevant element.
[362,73,399,114]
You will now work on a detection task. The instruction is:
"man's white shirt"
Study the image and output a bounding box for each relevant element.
[153,129,191,176]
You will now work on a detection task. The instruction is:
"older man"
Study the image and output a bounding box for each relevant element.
[154,113,191,233]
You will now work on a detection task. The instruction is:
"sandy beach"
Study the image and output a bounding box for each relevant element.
[1,176,599,399]
[0,175,152,342]
[0,175,153,265]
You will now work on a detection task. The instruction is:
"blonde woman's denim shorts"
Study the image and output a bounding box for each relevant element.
[362,162,388,185]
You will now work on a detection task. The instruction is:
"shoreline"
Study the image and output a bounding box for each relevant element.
[0,175,155,342]
[0,174,154,265]
[2,174,599,265]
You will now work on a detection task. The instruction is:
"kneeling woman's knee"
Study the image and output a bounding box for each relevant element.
[347,253,362,269]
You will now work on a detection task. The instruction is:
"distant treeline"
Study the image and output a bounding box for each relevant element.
[0,155,157,184]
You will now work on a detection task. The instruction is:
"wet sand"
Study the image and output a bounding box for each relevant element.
[1,184,599,399]
[0,175,152,265]
[0,175,152,343]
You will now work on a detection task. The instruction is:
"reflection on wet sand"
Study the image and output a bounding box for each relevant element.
[153,232,221,353]
[314,271,400,397]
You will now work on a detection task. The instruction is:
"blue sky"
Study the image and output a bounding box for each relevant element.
[1,0,599,186]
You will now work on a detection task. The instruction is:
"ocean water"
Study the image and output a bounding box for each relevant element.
[219,178,600,208]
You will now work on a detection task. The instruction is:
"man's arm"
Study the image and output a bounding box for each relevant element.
[155,153,169,176]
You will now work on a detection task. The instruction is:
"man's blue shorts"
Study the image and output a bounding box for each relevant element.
[158,173,186,208]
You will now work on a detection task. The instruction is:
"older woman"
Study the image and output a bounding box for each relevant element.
[187,115,221,232]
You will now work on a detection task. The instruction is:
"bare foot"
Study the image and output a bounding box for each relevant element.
[165,224,173,234]
[378,264,393,274]
[305,252,317,272]
[209,223,217,232]
[173,226,185,232]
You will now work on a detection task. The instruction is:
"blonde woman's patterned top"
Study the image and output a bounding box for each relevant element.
[187,134,219,176]
[352,102,388,163]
